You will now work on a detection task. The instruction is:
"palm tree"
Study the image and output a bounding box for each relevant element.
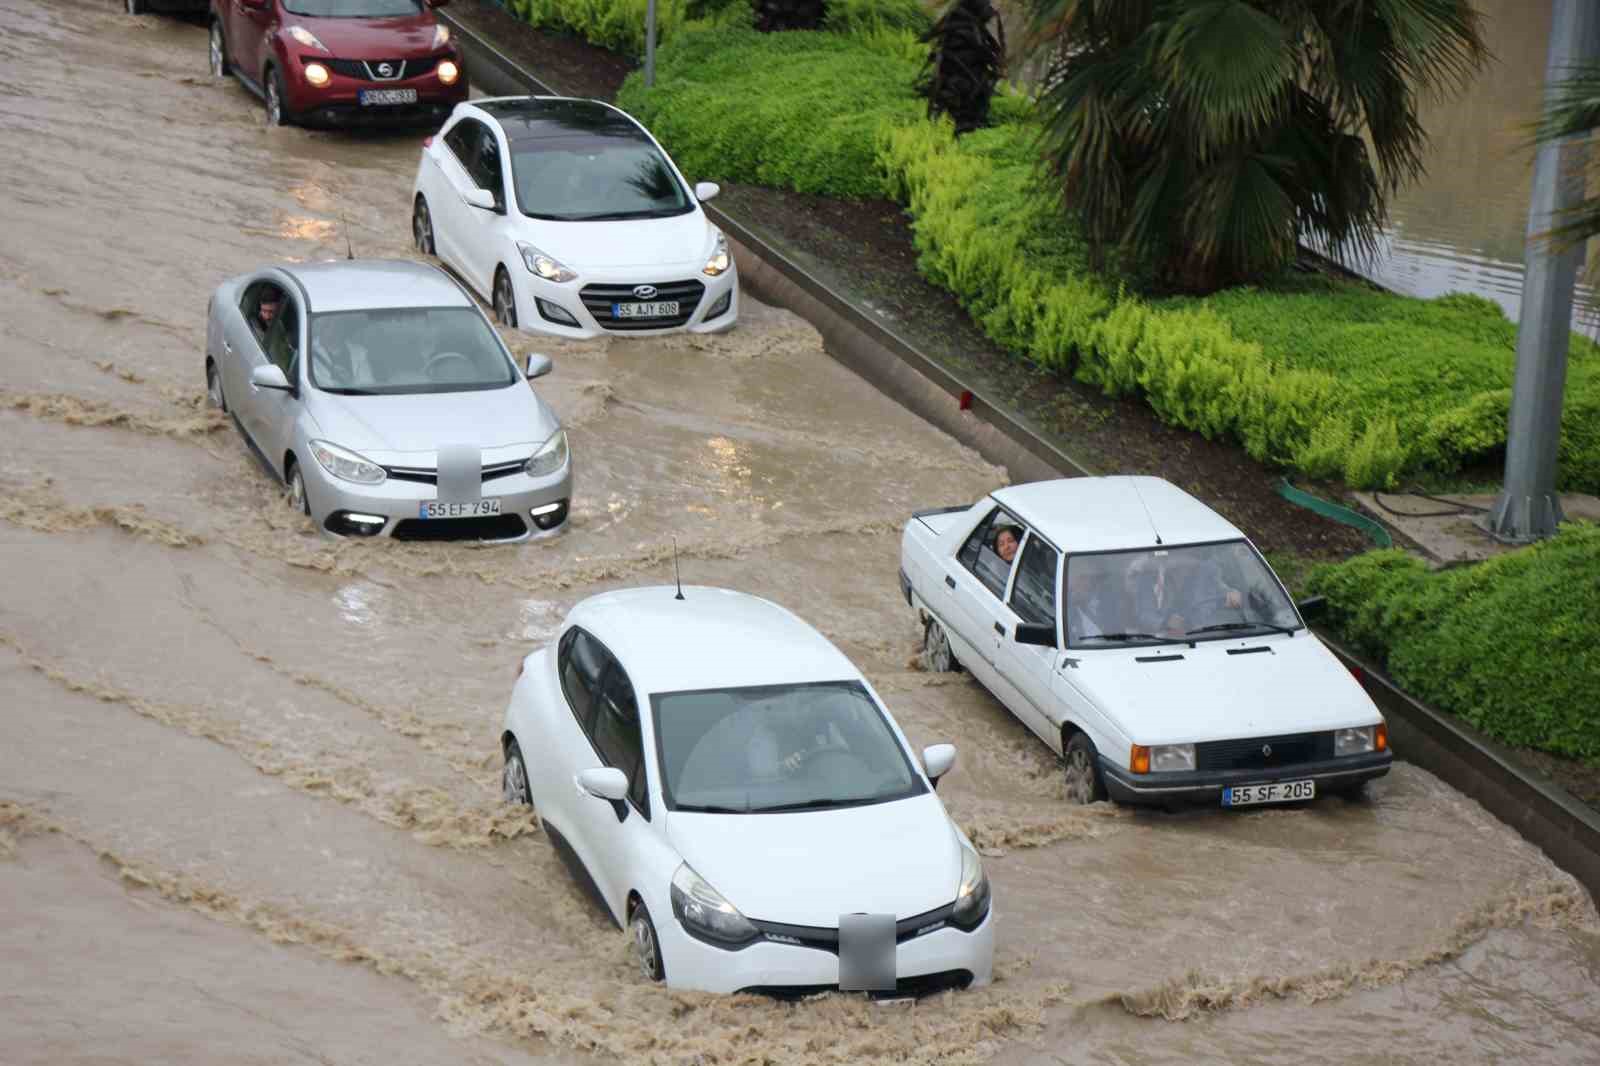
[1531,62,1600,251]
[753,0,826,32]
[1020,0,1489,292]
[917,0,1007,135]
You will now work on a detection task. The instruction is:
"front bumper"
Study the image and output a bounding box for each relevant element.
[513,262,739,340]
[301,456,572,543]
[657,906,994,996]
[1099,751,1393,806]
[284,58,468,128]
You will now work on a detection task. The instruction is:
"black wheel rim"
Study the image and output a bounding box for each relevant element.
[495,275,515,326]
[414,202,431,254]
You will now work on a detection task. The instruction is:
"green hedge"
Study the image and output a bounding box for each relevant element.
[1306,524,1600,761]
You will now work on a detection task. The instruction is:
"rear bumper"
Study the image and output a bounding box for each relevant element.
[1099,751,1393,806]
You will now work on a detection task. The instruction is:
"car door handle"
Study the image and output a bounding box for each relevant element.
[944,575,957,590]
[993,621,1006,636]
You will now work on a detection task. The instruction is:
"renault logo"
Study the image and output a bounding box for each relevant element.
[377,62,394,77]
[1262,743,1273,758]
[632,284,658,300]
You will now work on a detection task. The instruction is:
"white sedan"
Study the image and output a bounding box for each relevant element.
[411,96,738,338]
[899,476,1392,809]
[500,586,993,997]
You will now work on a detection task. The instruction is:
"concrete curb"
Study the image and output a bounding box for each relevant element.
[444,13,1600,904]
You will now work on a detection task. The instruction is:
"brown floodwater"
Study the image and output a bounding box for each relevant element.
[2,3,1598,1064]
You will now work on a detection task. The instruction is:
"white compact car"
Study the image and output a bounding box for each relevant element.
[899,476,1392,809]
[500,586,993,997]
[411,96,738,338]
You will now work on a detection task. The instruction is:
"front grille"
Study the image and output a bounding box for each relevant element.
[580,279,704,331]
[1195,731,1333,772]
[383,460,525,486]
[325,57,439,80]
[736,970,973,1001]
[390,514,528,541]
[750,903,956,956]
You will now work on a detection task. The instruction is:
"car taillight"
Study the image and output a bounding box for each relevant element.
[422,135,433,148]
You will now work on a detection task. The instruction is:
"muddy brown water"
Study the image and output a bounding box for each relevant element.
[2,3,1598,1063]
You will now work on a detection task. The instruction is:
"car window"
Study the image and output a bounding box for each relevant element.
[464,123,505,201]
[443,120,477,172]
[309,306,517,395]
[240,281,287,349]
[1009,533,1060,626]
[263,295,299,377]
[592,664,649,818]
[559,628,606,735]
[957,505,1023,600]
[508,136,692,222]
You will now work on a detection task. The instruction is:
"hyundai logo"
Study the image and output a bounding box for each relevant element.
[632,284,658,300]
[1262,743,1273,758]
[377,62,394,77]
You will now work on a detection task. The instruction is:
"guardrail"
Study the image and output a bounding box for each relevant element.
[443,11,1600,905]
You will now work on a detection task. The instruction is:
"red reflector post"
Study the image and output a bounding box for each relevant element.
[958,389,973,411]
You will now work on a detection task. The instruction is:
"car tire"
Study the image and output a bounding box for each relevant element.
[265,66,292,127]
[1063,731,1107,805]
[412,196,435,256]
[286,458,310,517]
[923,617,960,673]
[492,266,518,328]
[502,738,533,808]
[628,897,666,983]
[206,360,227,413]
[209,19,229,78]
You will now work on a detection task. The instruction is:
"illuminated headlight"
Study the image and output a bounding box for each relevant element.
[523,430,567,477]
[287,25,328,51]
[309,440,385,485]
[432,25,451,49]
[437,59,459,85]
[303,62,331,87]
[701,231,730,277]
[1335,726,1377,756]
[950,843,991,931]
[670,862,758,946]
[517,241,577,283]
[1150,743,1195,772]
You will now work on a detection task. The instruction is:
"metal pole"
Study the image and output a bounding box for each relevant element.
[1483,0,1600,543]
[645,0,657,88]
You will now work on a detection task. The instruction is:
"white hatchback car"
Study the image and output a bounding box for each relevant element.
[899,477,1393,809]
[411,96,738,338]
[500,586,994,997]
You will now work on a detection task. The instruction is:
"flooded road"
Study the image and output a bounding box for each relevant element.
[3,2,1598,1063]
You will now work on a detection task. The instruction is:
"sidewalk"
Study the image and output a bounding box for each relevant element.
[1353,491,1600,565]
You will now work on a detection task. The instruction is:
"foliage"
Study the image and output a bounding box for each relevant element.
[1016,0,1489,291]
[754,0,827,32]
[916,0,1005,134]
[1307,525,1600,761]
[507,0,690,56]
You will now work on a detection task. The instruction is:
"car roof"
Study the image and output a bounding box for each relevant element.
[991,476,1244,553]
[568,586,863,696]
[471,96,646,145]
[279,259,472,314]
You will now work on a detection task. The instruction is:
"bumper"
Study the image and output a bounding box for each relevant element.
[1099,751,1393,806]
[658,907,994,996]
[302,458,572,543]
[284,66,468,129]
[513,263,739,340]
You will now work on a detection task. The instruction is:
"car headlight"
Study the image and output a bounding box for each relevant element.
[670,862,758,946]
[523,429,567,478]
[309,440,386,485]
[437,59,459,85]
[950,843,991,931]
[1150,743,1195,772]
[303,61,330,87]
[432,24,451,49]
[701,231,730,277]
[517,241,577,283]
[286,25,328,52]
[1335,726,1377,756]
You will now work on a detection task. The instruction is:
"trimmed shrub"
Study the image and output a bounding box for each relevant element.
[1308,525,1600,761]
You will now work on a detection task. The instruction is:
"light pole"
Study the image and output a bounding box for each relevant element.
[1483,0,1600,542]
[645,0,657,88]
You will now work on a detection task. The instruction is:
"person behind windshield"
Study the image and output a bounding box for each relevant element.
[1127,555,1245,637]
[1065,563,1115,643]
[994,525,1023,565]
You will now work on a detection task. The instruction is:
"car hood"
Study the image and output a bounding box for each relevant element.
[518,212,713,271]
[666,793,960,927]
[304,383,558,460]
[293,14,438,59]
[1065,633,1381,744]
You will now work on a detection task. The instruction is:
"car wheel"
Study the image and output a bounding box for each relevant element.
[628,898,666,983]
[1063,732,1107,805]
[502,738,533,808]
[412,196,435,255]
[286,459,310,517]
[492,267,518,328]
[923,617,959,673]
[206,360,227,413]
[265,67,290,127]
[209,20,229,78]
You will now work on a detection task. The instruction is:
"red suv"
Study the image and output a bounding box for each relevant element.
[208,0,468,129]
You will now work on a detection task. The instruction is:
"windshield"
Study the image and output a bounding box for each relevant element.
[510,138,693,221]
[652,681,926,814]
[283,0,422,16]
[308,307,518,395]
[1064,540,1300,648]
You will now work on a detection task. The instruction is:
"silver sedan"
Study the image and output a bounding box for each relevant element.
[204,259,571,542]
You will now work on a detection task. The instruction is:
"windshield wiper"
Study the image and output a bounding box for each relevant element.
[1187,620,1299,636]
[322,387,382,396]
[1081,632,1162,643]
[750,796,883,814]
[674,803,751,814]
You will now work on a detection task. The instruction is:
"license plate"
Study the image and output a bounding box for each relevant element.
[360,88,417,106]
[1223,780,1315,807]
[613,300,678,319]
[418,499,501,519]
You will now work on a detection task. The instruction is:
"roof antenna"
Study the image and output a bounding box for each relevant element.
[1128,477,1163,546]
[342,210,355,260]
[672,537,685,600]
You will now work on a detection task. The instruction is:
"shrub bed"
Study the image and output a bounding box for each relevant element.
[1306,524,1600,761]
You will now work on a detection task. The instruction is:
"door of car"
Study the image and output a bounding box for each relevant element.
[433,119,482,275]
[945,506,1031,713]
[456,120,513,297]
[570,659,656,918]
[994,531,1064,748]
[253,289,304,477]
[229,0,273,88]
[226,278,285,448]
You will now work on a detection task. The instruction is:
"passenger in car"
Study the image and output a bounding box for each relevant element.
[994,525,1023,565]
[1065,564,1114,643]
[252,292,281,343]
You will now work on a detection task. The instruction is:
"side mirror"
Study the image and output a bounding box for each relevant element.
[922,743,956,788]
[1014,622,1057,648]
[1296,595,1328,620]
[576,767,630,823]
[463,187,497,212]
[250,363,291,391]
[694,181,720,203]
[525,352,552,379]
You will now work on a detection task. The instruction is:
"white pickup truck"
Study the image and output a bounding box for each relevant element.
[897,476,1392,809]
